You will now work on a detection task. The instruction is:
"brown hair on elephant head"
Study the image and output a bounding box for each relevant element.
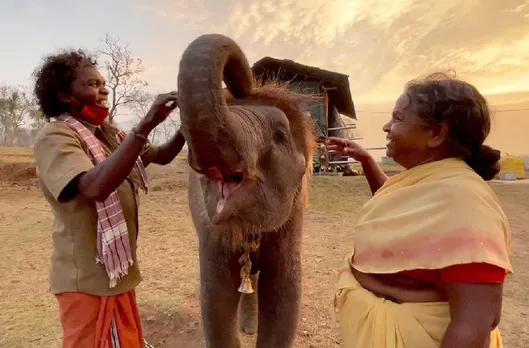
[178,34,316,250]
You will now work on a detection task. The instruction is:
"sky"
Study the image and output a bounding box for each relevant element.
[1,0,529,154]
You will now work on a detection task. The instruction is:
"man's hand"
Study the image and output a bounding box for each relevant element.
[137,92,178,135]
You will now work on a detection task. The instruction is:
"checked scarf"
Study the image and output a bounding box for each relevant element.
[58,115,149,288]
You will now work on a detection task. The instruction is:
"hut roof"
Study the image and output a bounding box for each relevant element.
[251,57,356,119]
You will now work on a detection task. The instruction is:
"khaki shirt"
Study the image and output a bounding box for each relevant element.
[33,117,158,296]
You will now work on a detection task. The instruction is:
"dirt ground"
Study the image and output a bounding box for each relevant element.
[0,147,528,347]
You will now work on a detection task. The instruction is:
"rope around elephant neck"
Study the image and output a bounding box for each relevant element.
[238,235,261,294]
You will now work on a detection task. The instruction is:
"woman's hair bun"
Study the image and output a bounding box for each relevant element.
[464,145,501,181]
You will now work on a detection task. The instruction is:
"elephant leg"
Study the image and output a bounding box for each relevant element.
[198,240,243,348]
[255,237,302,348]
[238,271,259,334]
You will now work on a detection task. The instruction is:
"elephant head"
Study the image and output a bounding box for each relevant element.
[178,34,316,249]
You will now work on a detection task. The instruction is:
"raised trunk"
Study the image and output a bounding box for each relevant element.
[177,34,253,176]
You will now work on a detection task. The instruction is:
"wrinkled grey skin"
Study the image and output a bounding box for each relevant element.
[177,34,315,348]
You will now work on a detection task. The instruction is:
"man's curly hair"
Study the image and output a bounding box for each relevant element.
[33,49,97,118]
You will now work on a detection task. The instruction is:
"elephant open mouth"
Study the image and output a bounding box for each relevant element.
[215,172,244,214]
[203,166,245,214]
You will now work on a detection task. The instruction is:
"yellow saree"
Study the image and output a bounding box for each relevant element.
[334,158,513,348]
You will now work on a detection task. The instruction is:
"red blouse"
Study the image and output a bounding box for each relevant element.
[397,262,506,289]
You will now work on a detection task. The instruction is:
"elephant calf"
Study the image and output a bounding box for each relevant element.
[177,33,316,348]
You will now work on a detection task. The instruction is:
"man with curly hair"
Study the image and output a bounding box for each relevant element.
[32,48,185,348]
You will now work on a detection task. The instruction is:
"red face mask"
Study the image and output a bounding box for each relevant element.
[80,105,109,126]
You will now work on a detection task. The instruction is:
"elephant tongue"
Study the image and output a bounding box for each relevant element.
[216,180,240,213]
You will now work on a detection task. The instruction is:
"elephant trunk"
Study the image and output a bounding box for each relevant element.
[177,34,253,176]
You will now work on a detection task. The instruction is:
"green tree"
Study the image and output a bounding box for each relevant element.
[0,85,40,146]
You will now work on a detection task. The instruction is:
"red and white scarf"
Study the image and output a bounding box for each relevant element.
[58,115,149,288]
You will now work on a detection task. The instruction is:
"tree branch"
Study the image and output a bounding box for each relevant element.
[96,33,148,123]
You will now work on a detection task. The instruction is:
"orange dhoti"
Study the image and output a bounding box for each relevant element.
[56,289,144,348]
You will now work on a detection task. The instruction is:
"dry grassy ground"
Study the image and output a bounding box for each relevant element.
[0,146,528,347]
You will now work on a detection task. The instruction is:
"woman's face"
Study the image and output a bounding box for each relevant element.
[68,65,109,109]
[382,92,446,169]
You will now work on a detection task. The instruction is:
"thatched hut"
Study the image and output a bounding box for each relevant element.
[251,57,357,171]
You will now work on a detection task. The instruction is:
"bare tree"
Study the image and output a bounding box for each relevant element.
[159,109,181,142]
[97,33,148,124]
[0,85,38,146]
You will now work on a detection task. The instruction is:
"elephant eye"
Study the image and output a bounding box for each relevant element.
[273,130,288,144]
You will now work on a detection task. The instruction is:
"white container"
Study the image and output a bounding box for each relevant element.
[380,156,397,165]
[499,173,517,181]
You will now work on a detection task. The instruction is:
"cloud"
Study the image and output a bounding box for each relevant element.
[138,58,174,90]
[225,0,529,102]
[504,0,529,13]
[134,0,529,103]
[135,0,213,31]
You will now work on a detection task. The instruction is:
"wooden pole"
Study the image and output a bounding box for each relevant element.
[322,87,329,168]
[323,88,329,137]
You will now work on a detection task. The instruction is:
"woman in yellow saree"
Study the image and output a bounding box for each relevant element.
[328,73,513,348]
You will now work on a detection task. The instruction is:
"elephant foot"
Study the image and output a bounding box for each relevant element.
[239,307,258,335]
[239,305,258,335]
[240,322,257,335]
[238,272,259,335]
